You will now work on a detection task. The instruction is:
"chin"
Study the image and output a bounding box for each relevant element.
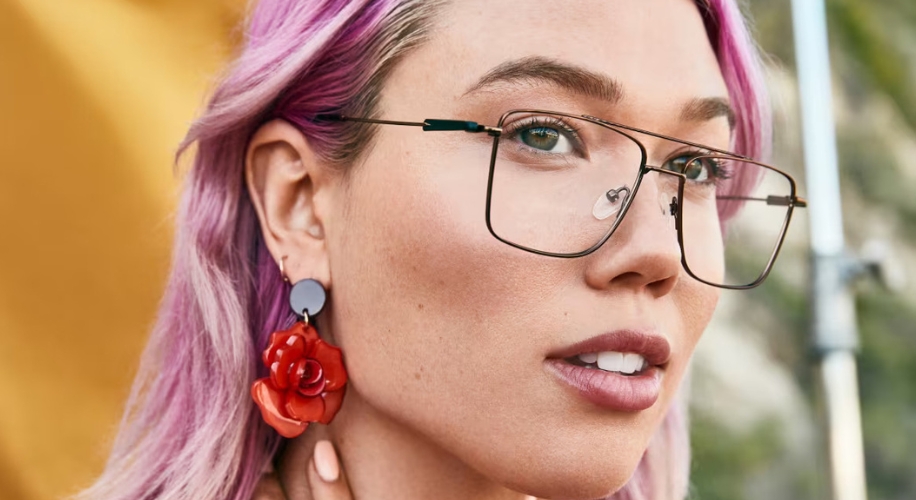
[488,439,647,500]
[504,469,634,500]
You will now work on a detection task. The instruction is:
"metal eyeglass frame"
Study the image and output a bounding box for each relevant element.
[318,110,808,290]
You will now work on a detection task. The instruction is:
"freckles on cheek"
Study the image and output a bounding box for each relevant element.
[386,195,516,322]
[671,280,720,363]
[355,149,534,324]
[338,157,556,419]
[340,141,569,367]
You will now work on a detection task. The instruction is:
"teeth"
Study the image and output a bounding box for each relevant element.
[597,351,624,372]
[595,351,646,374]
[622,353,644,373]
[577,352,598,364]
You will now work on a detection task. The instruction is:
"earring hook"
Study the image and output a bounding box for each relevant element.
[279,256,290,284]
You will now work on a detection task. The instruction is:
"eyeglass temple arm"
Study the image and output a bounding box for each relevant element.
[316,114,502,136]
[717,195,808,207]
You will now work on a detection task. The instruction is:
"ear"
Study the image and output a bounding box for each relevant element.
[245,119,334,287]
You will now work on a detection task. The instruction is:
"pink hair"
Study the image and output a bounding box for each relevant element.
[73,1,770,499]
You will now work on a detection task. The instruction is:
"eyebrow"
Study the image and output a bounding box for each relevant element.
[680,96,736,129]
[465,56,623,103]
[464,56,735,129]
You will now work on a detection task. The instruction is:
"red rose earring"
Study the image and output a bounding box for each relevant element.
[250,259,348,438]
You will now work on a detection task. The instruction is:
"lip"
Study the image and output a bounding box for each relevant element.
[545,330,672,412]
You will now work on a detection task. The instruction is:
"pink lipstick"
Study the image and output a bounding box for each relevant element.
[545,330,671,412]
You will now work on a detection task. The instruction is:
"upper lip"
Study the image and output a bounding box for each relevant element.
[547,330,672,367]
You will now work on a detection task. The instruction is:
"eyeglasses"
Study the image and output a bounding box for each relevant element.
[319,110,807,289]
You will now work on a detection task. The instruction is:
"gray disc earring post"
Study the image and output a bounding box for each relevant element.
[790,1,868,499]
[289,279,327,320]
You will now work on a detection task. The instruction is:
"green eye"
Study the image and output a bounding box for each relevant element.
[519,126,575,154]
[666,155,717,182]
[684,158,711,181]
[521,127,560,150]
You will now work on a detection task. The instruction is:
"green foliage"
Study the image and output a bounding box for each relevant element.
[857,292,916,499]
[689,416,786,500]
[837,134,916,243]
[827,0,916,131]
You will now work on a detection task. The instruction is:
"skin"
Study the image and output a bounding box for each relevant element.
[244,0,732,498]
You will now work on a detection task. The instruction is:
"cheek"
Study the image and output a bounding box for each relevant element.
[662,277,721,396]
[328,129,566,327]
[326,137,545,411]
[680,196,726,284]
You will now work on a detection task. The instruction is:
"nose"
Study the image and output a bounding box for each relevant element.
[583,172,682,297]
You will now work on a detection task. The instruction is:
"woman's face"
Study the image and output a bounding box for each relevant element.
[323,0,729,496]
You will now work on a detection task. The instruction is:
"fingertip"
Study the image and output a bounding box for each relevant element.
[313,440,340,483]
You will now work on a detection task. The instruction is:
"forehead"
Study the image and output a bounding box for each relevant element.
[382,0,726,125]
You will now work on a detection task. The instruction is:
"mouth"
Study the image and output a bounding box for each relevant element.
[544,330,672,412]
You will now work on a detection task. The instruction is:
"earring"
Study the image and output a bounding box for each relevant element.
[250,260,348,438]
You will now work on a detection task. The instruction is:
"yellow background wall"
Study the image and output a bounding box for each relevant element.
[0,1,244,498]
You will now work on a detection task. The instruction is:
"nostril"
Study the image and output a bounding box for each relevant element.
[609,269,679,298]
[648,273,679,298]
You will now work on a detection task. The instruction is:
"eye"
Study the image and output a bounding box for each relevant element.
[503,116,583,156]
[519,126,574,153]
[664,154,722,182]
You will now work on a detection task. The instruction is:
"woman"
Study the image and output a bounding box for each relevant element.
[76,0,806,499]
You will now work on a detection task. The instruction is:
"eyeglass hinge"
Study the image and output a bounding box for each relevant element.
[423,119,502,136]
[766,195,808,207]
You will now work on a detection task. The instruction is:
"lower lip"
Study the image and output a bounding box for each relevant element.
[544,359,662,412]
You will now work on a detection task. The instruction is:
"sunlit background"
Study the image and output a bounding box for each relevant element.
[1,1,914,499]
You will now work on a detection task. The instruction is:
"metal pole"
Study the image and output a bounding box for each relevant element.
[790,1,868,499]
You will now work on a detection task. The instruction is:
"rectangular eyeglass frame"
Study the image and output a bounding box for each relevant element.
[316,110,808,289]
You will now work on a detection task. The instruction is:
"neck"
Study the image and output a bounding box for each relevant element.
[277,391,534,500]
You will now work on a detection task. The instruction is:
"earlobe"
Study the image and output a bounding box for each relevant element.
[244,119,333,286]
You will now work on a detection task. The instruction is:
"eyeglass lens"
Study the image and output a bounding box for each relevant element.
[487,111,794,288]
[681,156,793,287]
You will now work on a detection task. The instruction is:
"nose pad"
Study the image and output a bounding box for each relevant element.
[592,185,631,221]
[660,192,678,231]
[592,183,678,232]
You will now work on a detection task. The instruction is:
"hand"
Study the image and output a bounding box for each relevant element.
[252,440,354,500]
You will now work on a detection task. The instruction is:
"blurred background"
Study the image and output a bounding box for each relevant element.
[0,0,913,499]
